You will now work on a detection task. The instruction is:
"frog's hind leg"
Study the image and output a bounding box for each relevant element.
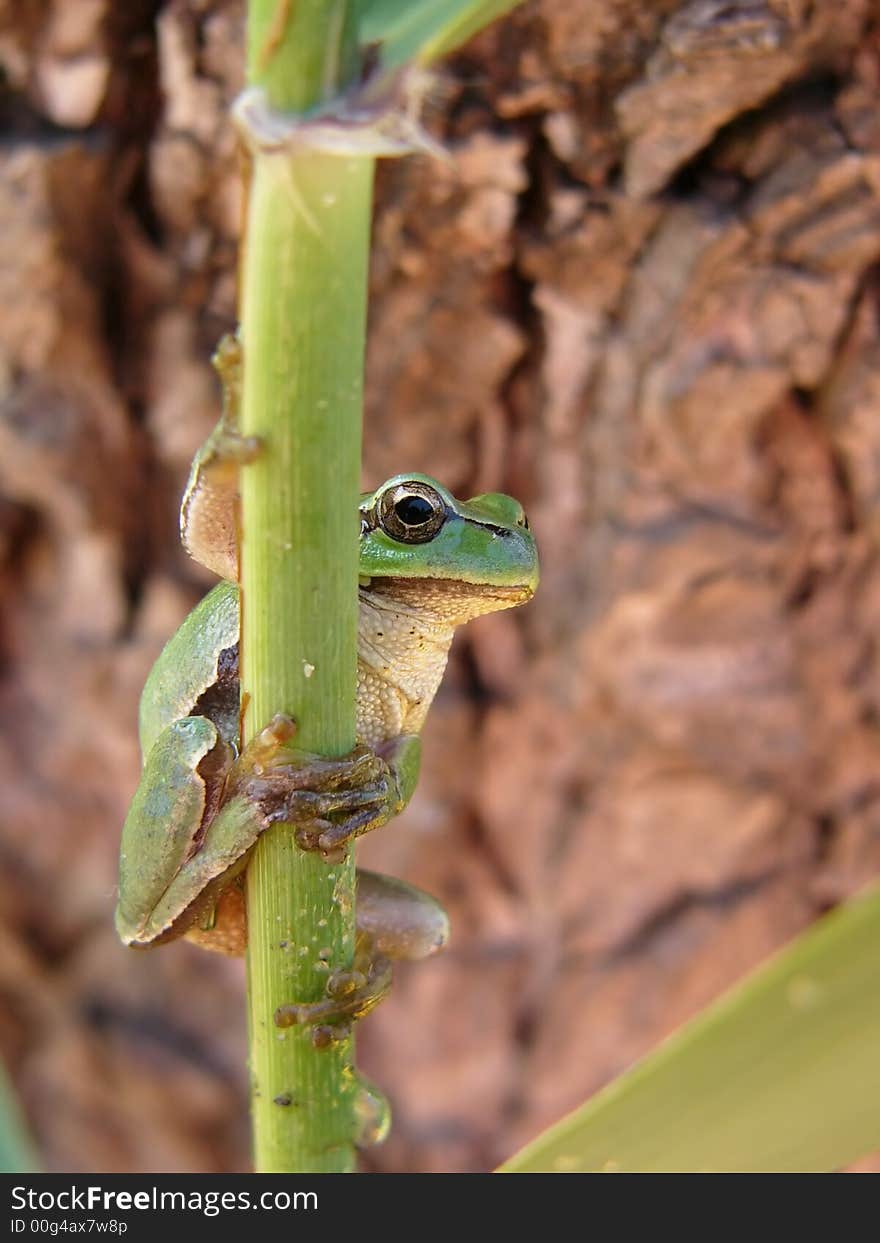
[124,793,268,949]
[211,331,243,420]
[275,932,393,1043]
[209,333,261,464]
[180,332,262,580]
[274,870,449,1046]
[115,715,263,948]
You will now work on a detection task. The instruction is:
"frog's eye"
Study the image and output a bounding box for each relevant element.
[377,481,447,544]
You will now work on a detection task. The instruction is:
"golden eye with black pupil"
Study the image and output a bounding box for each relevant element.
[377,481,447,544]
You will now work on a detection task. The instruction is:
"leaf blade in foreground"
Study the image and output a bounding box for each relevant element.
[360,0,523,67]
[501,886,880,1172]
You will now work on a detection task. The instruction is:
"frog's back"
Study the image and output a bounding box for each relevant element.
[139,581,241,757]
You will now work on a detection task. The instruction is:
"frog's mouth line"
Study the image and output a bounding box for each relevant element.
[362,576,535,603]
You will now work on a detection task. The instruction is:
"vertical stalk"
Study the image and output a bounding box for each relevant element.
[241,0,371,1173]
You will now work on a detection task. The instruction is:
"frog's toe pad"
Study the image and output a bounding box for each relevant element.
[314,805,390,855]
[253,713,298,750]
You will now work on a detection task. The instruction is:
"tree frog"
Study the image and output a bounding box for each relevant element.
[116,337,539,1029]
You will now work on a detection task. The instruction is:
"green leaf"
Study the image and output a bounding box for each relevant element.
[0,1060,38,1173]
[500,885,880,1172]
[360,0,523,67]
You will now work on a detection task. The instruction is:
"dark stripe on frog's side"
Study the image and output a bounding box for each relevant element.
[191,642,240,748]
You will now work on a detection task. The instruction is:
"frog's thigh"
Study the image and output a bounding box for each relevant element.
[116,716,223,945]
[143,793,268,945]
[355,869,449,961]
[117,716,266,948]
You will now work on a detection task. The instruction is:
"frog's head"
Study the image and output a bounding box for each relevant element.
[358,473,539,601]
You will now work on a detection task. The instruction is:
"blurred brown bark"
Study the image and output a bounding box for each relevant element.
[1,0,879,1172]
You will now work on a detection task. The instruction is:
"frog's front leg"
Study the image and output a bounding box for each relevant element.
[237,724,422,862]
[180,333,261,581]
[275,870,449,1046]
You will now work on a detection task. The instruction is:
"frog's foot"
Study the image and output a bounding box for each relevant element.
[274,937,393,1048]
[292,780,394,861]
[352,1073,391,1149]
[229,715,399,862]
[212,330,241,370]
[211,331,243,410]
[208,334,260,461]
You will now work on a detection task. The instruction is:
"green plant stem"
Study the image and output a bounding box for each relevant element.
[241,0,371,1174]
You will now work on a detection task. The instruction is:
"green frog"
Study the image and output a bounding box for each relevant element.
[115,338,539,1030]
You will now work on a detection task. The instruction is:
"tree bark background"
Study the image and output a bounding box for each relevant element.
[1,0,879,1172]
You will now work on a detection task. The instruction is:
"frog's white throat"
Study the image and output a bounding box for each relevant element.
[355,576,523,747]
